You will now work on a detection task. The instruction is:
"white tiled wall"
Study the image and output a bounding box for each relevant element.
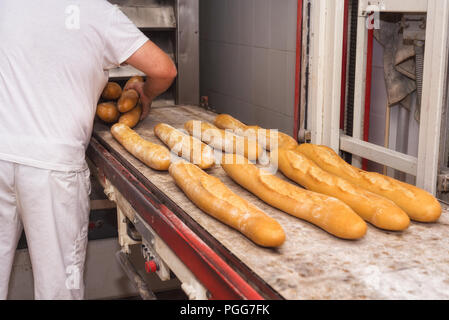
[200,0,297,135]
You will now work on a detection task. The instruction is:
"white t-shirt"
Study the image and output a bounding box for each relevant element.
[0,0,148,171]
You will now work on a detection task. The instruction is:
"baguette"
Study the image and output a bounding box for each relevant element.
[96,102,120,123]
[169,161,285,247]
[296,143,442,222]
[221,154,367,239]
[117,89,139,113]
[214,114,297,150]
[111,123,170,171]
[277,148,410,231]
[101,82,122,100]
[154,123,215,169]
[118,103,142,128]
[184,120,262,161]
[124,76,144,89]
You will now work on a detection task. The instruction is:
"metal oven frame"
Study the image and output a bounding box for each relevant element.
[303,0,449,195]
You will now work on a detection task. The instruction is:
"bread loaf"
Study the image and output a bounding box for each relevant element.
[117,89,139,113]
[96,102,120,123]
[111,123,170,171]
[101,82,122,100]
[124,76,144,89]
[214,114,297,150]
[277,148,410,231]
[154,123,215,169]
[169,161,285,247]
[184,120,262,161]
[221,154,367,239]
[118,103,142,128]
[296,143,442,222]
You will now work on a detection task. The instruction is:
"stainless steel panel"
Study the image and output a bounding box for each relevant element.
[109,0,176,29]
[109,0,199,105]
[109,65,146,79]
[109,31,176,79]
[118,6,176,29]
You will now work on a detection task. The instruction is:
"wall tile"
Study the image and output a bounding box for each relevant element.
[199,0,211,40]
[286,0,298,52]
[199,41,210,94]
[269,0,289,51]
[238,0,255,46]
[254,0,271,48]
[253,104,294,134]
[227,0,241,45]
[207,41,221,92]
[200,0,297,136]
[227,44,241,98]
[251,47,271,108]
[236,45,254,102]
[269,50,287,115]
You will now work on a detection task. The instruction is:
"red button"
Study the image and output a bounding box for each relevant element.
[145,260,158,273]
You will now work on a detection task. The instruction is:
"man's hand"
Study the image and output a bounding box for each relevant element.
[125,40,177,121]
[125,81,152,121]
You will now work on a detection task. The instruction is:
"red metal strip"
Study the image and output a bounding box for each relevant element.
[362,26,374,170]
[293,0,303,140]
[340,0,349,130]
[87,138,267,300]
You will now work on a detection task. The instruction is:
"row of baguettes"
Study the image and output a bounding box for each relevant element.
[111,121,287,247]
[212,114,441,224]
[109,113,442,247]
[295,143,441,222]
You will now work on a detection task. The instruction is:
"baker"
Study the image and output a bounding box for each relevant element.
[0,0,176,299]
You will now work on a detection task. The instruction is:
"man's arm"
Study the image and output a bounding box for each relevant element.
[125,40,177,120]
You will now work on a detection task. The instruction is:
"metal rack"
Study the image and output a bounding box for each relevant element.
[107,0,199,106]
[305,0,449,196]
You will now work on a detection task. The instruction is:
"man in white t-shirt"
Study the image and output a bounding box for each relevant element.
[0,0,176,299]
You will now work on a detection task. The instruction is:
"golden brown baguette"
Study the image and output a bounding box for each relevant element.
[169,161,285,247]
[124,76,144,89]
[96,102,120,123]
[117,89,139,113]
[277,148,410,231]
[154,123,215,169]
[118,103,142,128]
[296,143,442,222]
[184,120,262,161]
[221,154,367,239]
[101,82,122,100]
[214,114,297,150]
[111,123,170,171]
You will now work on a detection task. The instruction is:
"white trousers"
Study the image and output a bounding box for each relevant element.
[0,159,90,300]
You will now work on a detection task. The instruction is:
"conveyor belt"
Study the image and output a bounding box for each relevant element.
[91,105,449,300]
